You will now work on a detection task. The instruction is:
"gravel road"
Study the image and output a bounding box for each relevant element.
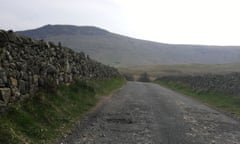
[60,82,240,144]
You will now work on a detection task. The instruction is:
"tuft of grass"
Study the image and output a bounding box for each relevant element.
[0,77,126,144]
[155,81,240,116]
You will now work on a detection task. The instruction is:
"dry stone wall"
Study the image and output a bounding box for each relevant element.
[0,30,120,108]
[157,73,240,96]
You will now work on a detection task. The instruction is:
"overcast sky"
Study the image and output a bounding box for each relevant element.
[1,0,240,45]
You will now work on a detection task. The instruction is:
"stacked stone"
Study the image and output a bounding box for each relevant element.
[157,73,240,96]
[0,30,120,107]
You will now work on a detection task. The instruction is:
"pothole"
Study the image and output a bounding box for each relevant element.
[106,118,133,124]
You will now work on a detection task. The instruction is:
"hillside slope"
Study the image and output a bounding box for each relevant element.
[18,25,240,67]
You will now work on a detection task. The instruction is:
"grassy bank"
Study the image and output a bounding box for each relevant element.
[155,81,240,116]
[0,77,125,144]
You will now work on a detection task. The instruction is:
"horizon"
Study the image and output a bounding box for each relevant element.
[1,0,240,46]
[13,24,240,47]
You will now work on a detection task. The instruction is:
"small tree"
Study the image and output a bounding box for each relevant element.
[138,72,150,82]
[123,73,135,81]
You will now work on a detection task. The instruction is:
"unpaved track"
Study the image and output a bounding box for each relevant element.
[60,82,240,144]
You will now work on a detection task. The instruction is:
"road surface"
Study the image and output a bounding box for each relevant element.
[60,82,240,144]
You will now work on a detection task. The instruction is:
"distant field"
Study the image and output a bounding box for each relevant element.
[119,63,240,80]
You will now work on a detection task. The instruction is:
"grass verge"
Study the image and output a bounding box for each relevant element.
[155,81,240,116]
[0,77,126,144]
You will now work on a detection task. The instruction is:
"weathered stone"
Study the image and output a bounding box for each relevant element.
[33,75,39,84]
[10,87,20,102]
[19,80,26,94]
[65,59,70,73]
[0,79,4,87]
[7,30,18,42]
[45,64,57,76]
[0,68,6,78]
[9,63,16,70]
[0,68,7,86]
[10,77,18,87]
[0,30,8,42]
[0,88,11,105]
[59,73,64,82]
[49,41,56,48]
[22,71,29,81]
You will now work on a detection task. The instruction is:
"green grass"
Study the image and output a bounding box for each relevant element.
[155,81,240,116]
[0,77,126,144]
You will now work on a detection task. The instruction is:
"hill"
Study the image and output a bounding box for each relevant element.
[18,24,240,67]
